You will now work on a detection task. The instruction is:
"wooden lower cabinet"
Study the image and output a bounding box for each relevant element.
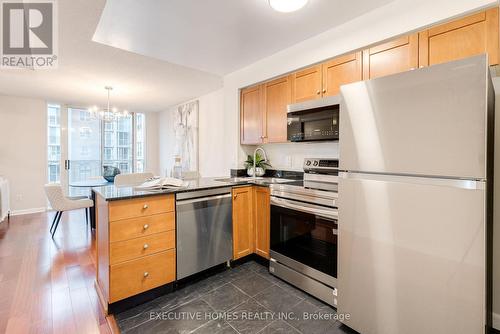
[232,186,254,259]
[96,194,176,310]
[110,250,176,303]
[254,187,271,259]
[232,186,270,260]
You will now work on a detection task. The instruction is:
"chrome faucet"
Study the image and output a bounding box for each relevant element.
[253,147,268,180]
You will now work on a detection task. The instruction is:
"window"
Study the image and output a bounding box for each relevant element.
[47,106,146,182]
[79,127,92,139]
[47,105,61,183]
[80,146,89,157]
[118,132,129,146]
[48,145,60,161]
[103,147,113,160]
[79,110,90,122]
[104,121,114,131]
[119,162,130,173]
[48,164,60,183]
[117,147,130,160]
[78,164,92,180]
[135,113,145,172]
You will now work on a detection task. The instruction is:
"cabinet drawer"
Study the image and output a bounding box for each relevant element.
[110,212,175,242]
[109,250,176,303]
[110,231,175,265]
[109,195,174,221]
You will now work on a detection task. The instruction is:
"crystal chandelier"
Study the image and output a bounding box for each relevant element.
[88,86,130,122]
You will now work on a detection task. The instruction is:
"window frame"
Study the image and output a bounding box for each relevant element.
[46,104,147,183]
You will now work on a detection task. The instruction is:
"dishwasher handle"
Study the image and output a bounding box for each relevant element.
[176,193,232,205]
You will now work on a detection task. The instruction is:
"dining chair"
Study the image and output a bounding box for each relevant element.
[44,184,94,237]
[114,172,154,186]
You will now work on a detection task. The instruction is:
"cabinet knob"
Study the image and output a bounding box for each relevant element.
[316,90,321,95]
[143,272,149,277]
[233,194,237,200]
[143,204,149,209]
[143,244,149,250]
[143,224,149,230]
[322,89,327,93]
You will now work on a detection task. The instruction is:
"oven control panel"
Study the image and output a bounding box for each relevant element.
[303,158,339,174]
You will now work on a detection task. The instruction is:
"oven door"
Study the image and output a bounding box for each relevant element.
[270,197,338,284]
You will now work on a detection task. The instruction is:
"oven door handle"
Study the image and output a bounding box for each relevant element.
[271,197,338,220]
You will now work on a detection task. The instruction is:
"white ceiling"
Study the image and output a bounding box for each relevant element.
[0,0,394,111]
[93,0,394,75]
[0,0,222,112]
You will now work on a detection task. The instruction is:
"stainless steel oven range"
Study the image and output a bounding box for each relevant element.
[269,158,339,306]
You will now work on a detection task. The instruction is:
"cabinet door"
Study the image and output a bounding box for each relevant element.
[232,187,254,260]
[291,65,322,103]
[240,85,264,145]
[322,52,362,97]
[254,187,270,259]
[264,76,291,143]
[362,34,419,80]
[419,8,499,67]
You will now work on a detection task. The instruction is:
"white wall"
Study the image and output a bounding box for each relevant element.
[144,111,160,175]
[221,0,496,170]
[159,89,227,178]
[0,95,48,214]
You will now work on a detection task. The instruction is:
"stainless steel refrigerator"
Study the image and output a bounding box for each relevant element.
[338,55,494,334]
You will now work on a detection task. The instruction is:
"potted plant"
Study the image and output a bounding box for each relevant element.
[244,153,271,177]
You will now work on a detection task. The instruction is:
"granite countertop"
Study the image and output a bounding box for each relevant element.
[92,176,295,201]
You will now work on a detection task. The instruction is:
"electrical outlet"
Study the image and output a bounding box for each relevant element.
[285,156,292,167]
[16,194,23,201]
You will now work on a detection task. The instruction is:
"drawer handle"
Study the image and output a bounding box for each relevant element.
[143,224,149,230]
[143,244,149,250]
[143,204,149,210]
[143,272,149,278]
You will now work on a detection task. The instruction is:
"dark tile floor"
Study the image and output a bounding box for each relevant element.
[116,261,357,334]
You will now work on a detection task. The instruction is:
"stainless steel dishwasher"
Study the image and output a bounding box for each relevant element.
[176,187,233,280]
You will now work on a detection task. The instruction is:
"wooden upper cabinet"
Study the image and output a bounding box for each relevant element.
[264,76,291,144]
[362,34,419,80]
[254,187,270,259]
[323,52,362,97]
[291,65,322,103]
[419,8,499,67]
[232,187,254,260]
[240,85,264,145]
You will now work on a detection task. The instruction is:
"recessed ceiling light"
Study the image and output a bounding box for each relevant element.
[269,0,308,13]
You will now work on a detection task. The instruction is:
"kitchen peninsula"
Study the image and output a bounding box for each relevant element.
[92,176,289,313]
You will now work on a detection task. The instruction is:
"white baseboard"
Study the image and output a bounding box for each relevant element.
[10,207,46,216]
[493,312,500,330]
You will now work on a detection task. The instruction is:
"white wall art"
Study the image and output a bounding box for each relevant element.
[173,100,199,173]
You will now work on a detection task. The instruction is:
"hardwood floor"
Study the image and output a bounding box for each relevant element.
[0,210,115,334]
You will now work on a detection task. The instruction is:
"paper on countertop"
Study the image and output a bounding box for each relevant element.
[135,177,185,190]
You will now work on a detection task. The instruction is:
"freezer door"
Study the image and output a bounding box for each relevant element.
[339,55,489,179]
[338,173,486,334]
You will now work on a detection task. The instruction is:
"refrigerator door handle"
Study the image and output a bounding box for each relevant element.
[339,172,485,190]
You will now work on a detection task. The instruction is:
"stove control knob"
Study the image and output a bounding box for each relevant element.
[313,161,319,167]
[306,160,312,166]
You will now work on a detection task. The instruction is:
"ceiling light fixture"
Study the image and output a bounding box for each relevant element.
[269,0,308,13]
[88,86,130,122]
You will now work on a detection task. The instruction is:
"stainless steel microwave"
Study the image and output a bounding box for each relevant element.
[287,95,340,142]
